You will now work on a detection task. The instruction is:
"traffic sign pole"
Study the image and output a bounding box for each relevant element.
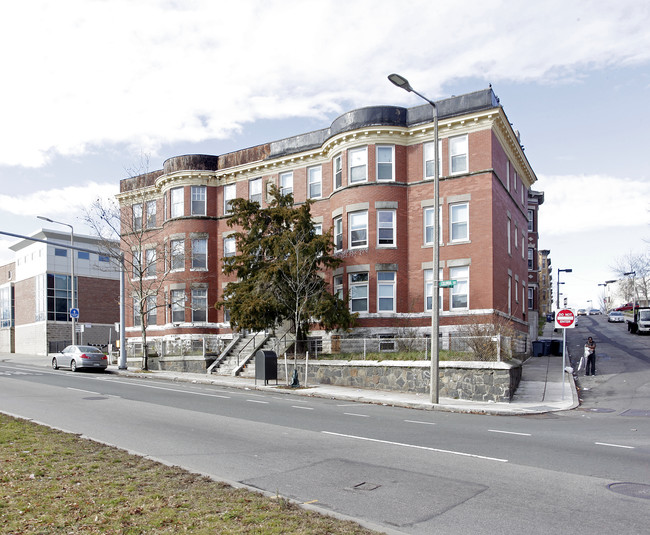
[553,308,575,399]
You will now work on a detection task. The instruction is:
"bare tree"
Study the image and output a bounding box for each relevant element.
[83,157,170,370]
[611,251,650,305]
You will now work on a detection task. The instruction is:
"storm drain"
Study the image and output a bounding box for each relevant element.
[608,482,650,500]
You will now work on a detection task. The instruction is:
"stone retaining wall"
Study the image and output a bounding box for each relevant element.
[278,359,522,402]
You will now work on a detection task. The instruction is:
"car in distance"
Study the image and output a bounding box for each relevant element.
[615,302,637,311]
[52,345,108,372]
[577,309,587,316]
[588,309,601,315]
[608,311,625,323]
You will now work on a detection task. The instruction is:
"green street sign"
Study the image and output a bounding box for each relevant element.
[438,279,457,288]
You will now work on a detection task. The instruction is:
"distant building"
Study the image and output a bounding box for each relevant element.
[538,249,553,317]
[526,190,544,338]
[0,229,120,355]
[117,88,540,361]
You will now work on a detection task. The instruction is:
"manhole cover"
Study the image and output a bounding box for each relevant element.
[608,482,650,500]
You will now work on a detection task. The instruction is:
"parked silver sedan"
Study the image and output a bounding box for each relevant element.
[52,345,108,372]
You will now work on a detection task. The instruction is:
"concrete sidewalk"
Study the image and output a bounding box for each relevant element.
[2,329,578,416]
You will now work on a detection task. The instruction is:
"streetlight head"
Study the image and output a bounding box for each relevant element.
[388,73,412,92]
[37,215,53,223]
[605,279,617,284]
[624,271,636,276]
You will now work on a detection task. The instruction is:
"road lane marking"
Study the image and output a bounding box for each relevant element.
[488,429,531,436]
[343,413,370,418]
[595,442,634,449]
[322,431,508,462]
[247,399,269,404]
[101,381,231,399]
[292,406,314,410]
[405,420,437,426]
[67,387,101,395]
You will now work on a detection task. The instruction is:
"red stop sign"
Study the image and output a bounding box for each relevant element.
[555,309,575,328]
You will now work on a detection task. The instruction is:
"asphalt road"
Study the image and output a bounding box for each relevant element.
[1,330,649,534]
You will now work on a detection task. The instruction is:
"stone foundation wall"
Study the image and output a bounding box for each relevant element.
[280,360,522,402]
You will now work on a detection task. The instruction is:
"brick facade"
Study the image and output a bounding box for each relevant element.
[117,89,539,346]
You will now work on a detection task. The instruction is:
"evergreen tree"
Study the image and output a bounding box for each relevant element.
[218,185,355,341]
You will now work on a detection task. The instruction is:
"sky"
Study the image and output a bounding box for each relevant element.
[1,0,649,310]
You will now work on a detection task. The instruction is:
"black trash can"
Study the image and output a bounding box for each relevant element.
[551,340,563,356]
[255,350,278,385]
[542,340,552,356]
[532,340,544,357]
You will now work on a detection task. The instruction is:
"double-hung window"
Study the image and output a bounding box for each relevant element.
[377,272,396,312]
[528,209,534,232]
[349,273,368,312]
[528,248,534,270]
[424,268,443,311]
[192,289,207,322]
[450,203,469,242]
[133,297,142,327]
[424,206,442,245]
[424,140,442,179]
[308,166,322,199]
[333,155,343,189]
[449,134,468,174]
[191,238,207,269]
[224,184,236,215]
[223,236,236,258]
[133,204,143,231]
[280,172,293,197]
[249,178,262,204]
[333,275,343,299]
[449,265,469,310]
[144,248,156,278]
[377,210,395,247]
[170,239,184,270]
[349,147,367,183]
[170,290,185,323]
[348,211,368,248]
[191,185,206,215]
[146,200,156,228]
[376,145,394,181]
[146,295,157,325]
[333,216,343,251]
[170,187,184,218]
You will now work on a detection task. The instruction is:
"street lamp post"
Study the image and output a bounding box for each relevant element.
[556,268,572,309]
[388,73,440,404]
[38,216,75,345]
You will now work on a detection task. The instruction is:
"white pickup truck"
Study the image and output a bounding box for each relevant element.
[628,307,650,334]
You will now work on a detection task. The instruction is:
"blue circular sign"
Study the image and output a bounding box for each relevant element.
[70,308,80,319]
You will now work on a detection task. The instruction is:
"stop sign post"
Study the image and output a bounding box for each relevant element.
[555,308,576,329]
[553,308,575,400]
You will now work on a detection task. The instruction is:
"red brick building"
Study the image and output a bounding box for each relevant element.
[117,88,538,352]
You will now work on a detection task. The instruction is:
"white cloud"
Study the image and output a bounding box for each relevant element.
[1,0,649,168]
[0,182,118,224]
[537,174,650,236]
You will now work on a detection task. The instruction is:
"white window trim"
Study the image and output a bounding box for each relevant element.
[377,272,396,313]
[424,268,443,311]
[170,239,184,271]
[333,216,343,251]
[170,187,184,218]
[449,265,469,311]
[191,185,207,216]
[249,178,262,204]
[348,211,368,249]
[333,154,343,190]
[224,184,236,215]
[423,140,442,180]
[376,145,395,181]
[191,238,207,270]
[377,209,396,247]
[191,288,208,323]
[349,272,369,312]
[424,206,442,246]
[308,166,322,199]
[449,134,468,175]
[348,146,368,184]
[280,171,293,197]
[449,202,469,243]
